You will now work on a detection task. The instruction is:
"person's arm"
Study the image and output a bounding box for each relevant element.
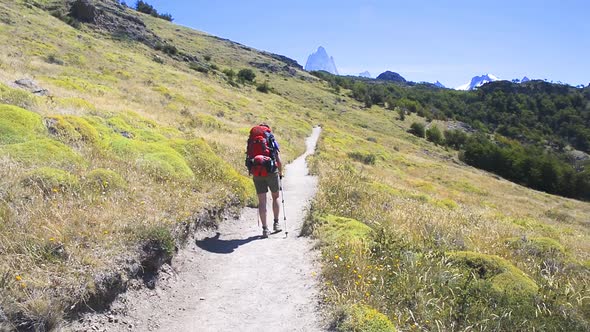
[276,151,283,177]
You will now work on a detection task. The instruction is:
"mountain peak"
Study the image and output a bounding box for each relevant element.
[359,71,371,78]
[304,46,338,75]
[434,81,446,88]
[456,74,499,90]
[376,71,406,83]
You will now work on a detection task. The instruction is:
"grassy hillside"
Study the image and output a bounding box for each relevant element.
[0,0,588,331]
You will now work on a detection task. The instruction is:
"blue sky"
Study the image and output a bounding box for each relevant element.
[143,1,589,88]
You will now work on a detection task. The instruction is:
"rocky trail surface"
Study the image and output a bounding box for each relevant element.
[70,127,325,332]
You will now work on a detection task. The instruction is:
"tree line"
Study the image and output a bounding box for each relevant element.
[311,71,590,201]
[119,1,173,21]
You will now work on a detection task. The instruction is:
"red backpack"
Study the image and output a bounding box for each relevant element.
[245,125,277,176]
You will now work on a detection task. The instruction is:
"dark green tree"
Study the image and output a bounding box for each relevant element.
[237,69,256,83]
[397,107,406,121]
[444,129,468,149]
[426,125,444,145]
[409,122,425,138]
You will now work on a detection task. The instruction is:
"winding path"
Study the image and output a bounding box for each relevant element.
[80,127,324,332]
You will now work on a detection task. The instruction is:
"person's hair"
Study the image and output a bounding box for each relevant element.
[258,123,270,128]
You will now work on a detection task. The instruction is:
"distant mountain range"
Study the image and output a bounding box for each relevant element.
[434,81,446,88]
[358,71,371,78]
[456,74,537,90]
[304,46,338,75]
[512,76,531,84]
[302,54,583,91]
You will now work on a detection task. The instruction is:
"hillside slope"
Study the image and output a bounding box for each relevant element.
[0,0,588,331]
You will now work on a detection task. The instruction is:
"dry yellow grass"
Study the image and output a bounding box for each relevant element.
[0,1,588,330]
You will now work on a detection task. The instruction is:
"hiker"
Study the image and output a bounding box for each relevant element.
[245,123,283,238]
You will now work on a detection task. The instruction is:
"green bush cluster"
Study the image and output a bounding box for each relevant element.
[154,42,178,55]
[347,151,376,165]
[169,139,255,204]
[1,139,85,169]
[447,251,539,296]
[460,134,590,200]
[109,137,193,181]
[256,81,271,93]
[83,168,126,193]
[189,62,209,73]
[425,125,443,145]
[0,83,38,110]
[21,167,79,195]
[506,236,566,259]
[137,225,176,256]
[46,115,99,145]
[337,304,397,332]
[138,151,194,181]
[0,104,46,144]
[237,68,256,83]
[409,122,425,138]
[312,214,372,244]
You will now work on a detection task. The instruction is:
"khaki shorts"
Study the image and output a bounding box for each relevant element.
[253,173,280,194]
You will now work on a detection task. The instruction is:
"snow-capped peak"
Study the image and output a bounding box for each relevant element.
[486,73,499,81]
[456,74,499,90]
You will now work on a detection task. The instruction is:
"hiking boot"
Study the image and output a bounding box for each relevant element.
[273,221,282,232]
[262,227,270,238]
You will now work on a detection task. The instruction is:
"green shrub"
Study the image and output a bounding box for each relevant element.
[0,84,38,110]
[447,251,538,296]
[435,198,458,210]
[256,81,271,93]
[0,139,86,169]
[223,68,236,81]
[46,115,99,145]
[397,107,405,121]
[506,236,566,258]
[444,129,468,149]
[83,168,126,193]
[189,62,209,74]
[0,104,46,144]
[137,225,175,256]
[347,151,376,165]
[55,97,96,111]
[46,54,64,65]
[426,125,444,145]
[409,122,425,138]
[103,112,174,143]
[138,152,194,181]
[155,43,178,55]
[337,304,397,332]
[237,68,256,83]
[313,214,372,245]
[21,167,79,194]
[169,139,255,205]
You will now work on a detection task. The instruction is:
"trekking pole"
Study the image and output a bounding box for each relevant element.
[279,175,288,237]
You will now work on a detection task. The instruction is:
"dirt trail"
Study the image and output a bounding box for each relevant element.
[71,127,325,332]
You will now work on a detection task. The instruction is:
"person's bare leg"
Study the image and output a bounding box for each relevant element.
[258,193,267,228]
[271,191,280,221]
